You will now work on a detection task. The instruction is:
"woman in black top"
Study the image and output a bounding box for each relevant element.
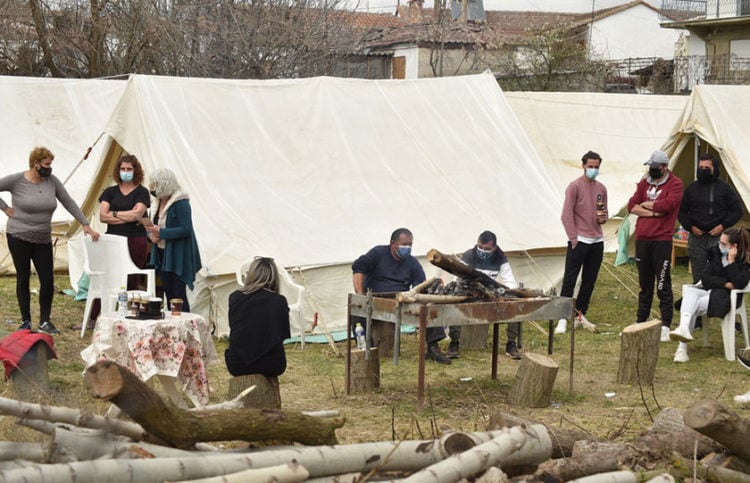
[225,257,291,377]
[80,154,150,329]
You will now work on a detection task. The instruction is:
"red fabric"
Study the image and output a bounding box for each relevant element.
[0,330,56,379]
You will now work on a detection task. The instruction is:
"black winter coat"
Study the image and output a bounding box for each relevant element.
[700,245,750,317]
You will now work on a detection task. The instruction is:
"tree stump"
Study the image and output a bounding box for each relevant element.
[227,374,281,409]
[348,347,380,393]
[10,342,52,403]
[508,352,558,408]
[371,320,396,358]
[617,319,661,385]
[460,325,489,350]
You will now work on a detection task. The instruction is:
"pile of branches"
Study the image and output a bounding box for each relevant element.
[424,277,507,300]
[2,361,749,482]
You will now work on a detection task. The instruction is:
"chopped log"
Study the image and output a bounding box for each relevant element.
[348,347,380,393]
[617,319,661,385]
[635,407,725,460]
[426,249,543,298]
[671,454,750,483]
[535,447,633,481]
[508,352,558,408]
[396,277,439,302]
[459,325,489,350]
[84,360,342,448]
[371,320,396,358]
[395,293,470,304]
[683,398,750,461]
[9,342,52,403]
[567,470,669,483]
[227,374,281,409]
[402,424,553,482]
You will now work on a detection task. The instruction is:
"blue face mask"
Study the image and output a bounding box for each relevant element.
[476,247,493,260]
[720,246,730,257]
[397,245,411,259]
[585,168,599,180]
[120,171,134,182]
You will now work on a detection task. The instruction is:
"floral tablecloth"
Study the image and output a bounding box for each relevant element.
[81,312,218,406]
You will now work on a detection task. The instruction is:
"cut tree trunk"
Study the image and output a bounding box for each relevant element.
[426,249,543,298]
[349,347,380,393]
[683,398,750,461]
[10,342,52,403]
[617,319,661,385]
[635,407,725,460]
[84,360,343,448]
[508,352,558,408]
[460,325,489,350]
[371,320,395,359]
[227,374,281,409]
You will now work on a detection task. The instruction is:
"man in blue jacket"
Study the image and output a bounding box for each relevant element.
[352,228,450,364]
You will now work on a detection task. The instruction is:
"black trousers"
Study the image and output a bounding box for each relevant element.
[6,233,54,322]
[159,270,190,313]
[560,240,604,315]
[635,239,673,327]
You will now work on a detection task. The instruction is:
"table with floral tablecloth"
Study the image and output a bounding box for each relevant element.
[81,312,218,406]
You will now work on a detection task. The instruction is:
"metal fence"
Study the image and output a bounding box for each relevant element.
[660,0,750,20]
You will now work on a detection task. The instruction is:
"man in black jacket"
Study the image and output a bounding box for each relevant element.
[678,152,742,284]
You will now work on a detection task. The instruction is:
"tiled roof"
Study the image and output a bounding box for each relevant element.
[330,10,407,30]
[360,21,510,50]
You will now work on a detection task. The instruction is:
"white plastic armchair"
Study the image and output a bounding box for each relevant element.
[81,234,156,337]
[682,281,750,360]
[236,259,306,348]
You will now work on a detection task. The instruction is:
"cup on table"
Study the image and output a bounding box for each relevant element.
[148,298,162,313]
[170,298,183,316]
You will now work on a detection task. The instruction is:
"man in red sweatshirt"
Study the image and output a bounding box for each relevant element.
[627,150,684,342]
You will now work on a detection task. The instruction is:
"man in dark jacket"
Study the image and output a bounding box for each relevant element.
[678,152,742,285]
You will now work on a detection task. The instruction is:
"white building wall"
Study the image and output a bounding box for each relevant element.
[392,45,419,79]
[589,4,682,60]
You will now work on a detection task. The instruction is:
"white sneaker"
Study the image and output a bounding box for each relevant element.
[669,326,694,343]
[674,344,689,363]
[734,390,750,403]
[554,318,567,334]
[660,326,671,342]
[575,312,598,333]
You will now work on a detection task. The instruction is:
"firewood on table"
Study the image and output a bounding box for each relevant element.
[396,277,439,301]
[426,249,543,298]
[683,398,750,462]
[84,360,343,449]
[395,293,470,304]
[617,320,661,385]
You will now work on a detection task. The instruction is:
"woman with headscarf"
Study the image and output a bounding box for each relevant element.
[144,168,201,312]
[0,146,99,334]
[225,257,291,377]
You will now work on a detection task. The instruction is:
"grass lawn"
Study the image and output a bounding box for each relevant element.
[0,254,748,446]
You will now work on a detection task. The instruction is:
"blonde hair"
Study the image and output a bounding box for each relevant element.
[28,147,54,168]
[241,257,279,294]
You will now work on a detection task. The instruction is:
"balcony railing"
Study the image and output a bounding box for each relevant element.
[661,0,750,21]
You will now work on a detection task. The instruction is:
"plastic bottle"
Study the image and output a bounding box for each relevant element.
[118,286,128,318]
[354,323,366,350]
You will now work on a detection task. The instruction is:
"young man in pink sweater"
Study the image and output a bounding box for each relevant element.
[556,151,608,334]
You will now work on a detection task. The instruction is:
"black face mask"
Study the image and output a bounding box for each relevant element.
[696,168,713,184]
[149,189,157,197]
[37,166,52,178]
[648,167,663,180]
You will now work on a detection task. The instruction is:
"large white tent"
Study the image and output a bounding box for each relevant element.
[0,76,126,274]
[505,91,688,219]
[74,72,569,337]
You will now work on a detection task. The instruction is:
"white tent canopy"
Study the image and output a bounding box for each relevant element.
[0,76,126,274]
[76,72,568,336]
[505,91,688,219]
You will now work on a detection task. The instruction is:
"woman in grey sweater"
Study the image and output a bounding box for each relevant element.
[0,146,99,334]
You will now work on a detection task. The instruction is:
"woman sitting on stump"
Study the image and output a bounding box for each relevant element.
[670,226,750,363]
[225,257,291,377]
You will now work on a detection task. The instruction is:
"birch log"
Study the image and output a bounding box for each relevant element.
[402,425,553,483]
[84,360,343,448]
[168,462,309,483]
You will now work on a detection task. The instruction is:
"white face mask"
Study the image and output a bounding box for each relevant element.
[120,171,134,182]
[585,168,599,180]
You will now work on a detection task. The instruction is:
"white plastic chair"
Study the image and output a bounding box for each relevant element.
[81,234,156,337]
[683,281,750,360]
[236,259,305,348]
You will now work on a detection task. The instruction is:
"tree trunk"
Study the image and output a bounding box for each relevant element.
[9,342,51,403]
[227,374,281,409]
[535,447,635,481]
[508,352,558,408]
[371,320,396,358]
[169,462,309,483]
[460,324,489,349]
[617,320,661,385]
[683,398,750,461]
[84,361,343,448]
[349,347,380,393]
